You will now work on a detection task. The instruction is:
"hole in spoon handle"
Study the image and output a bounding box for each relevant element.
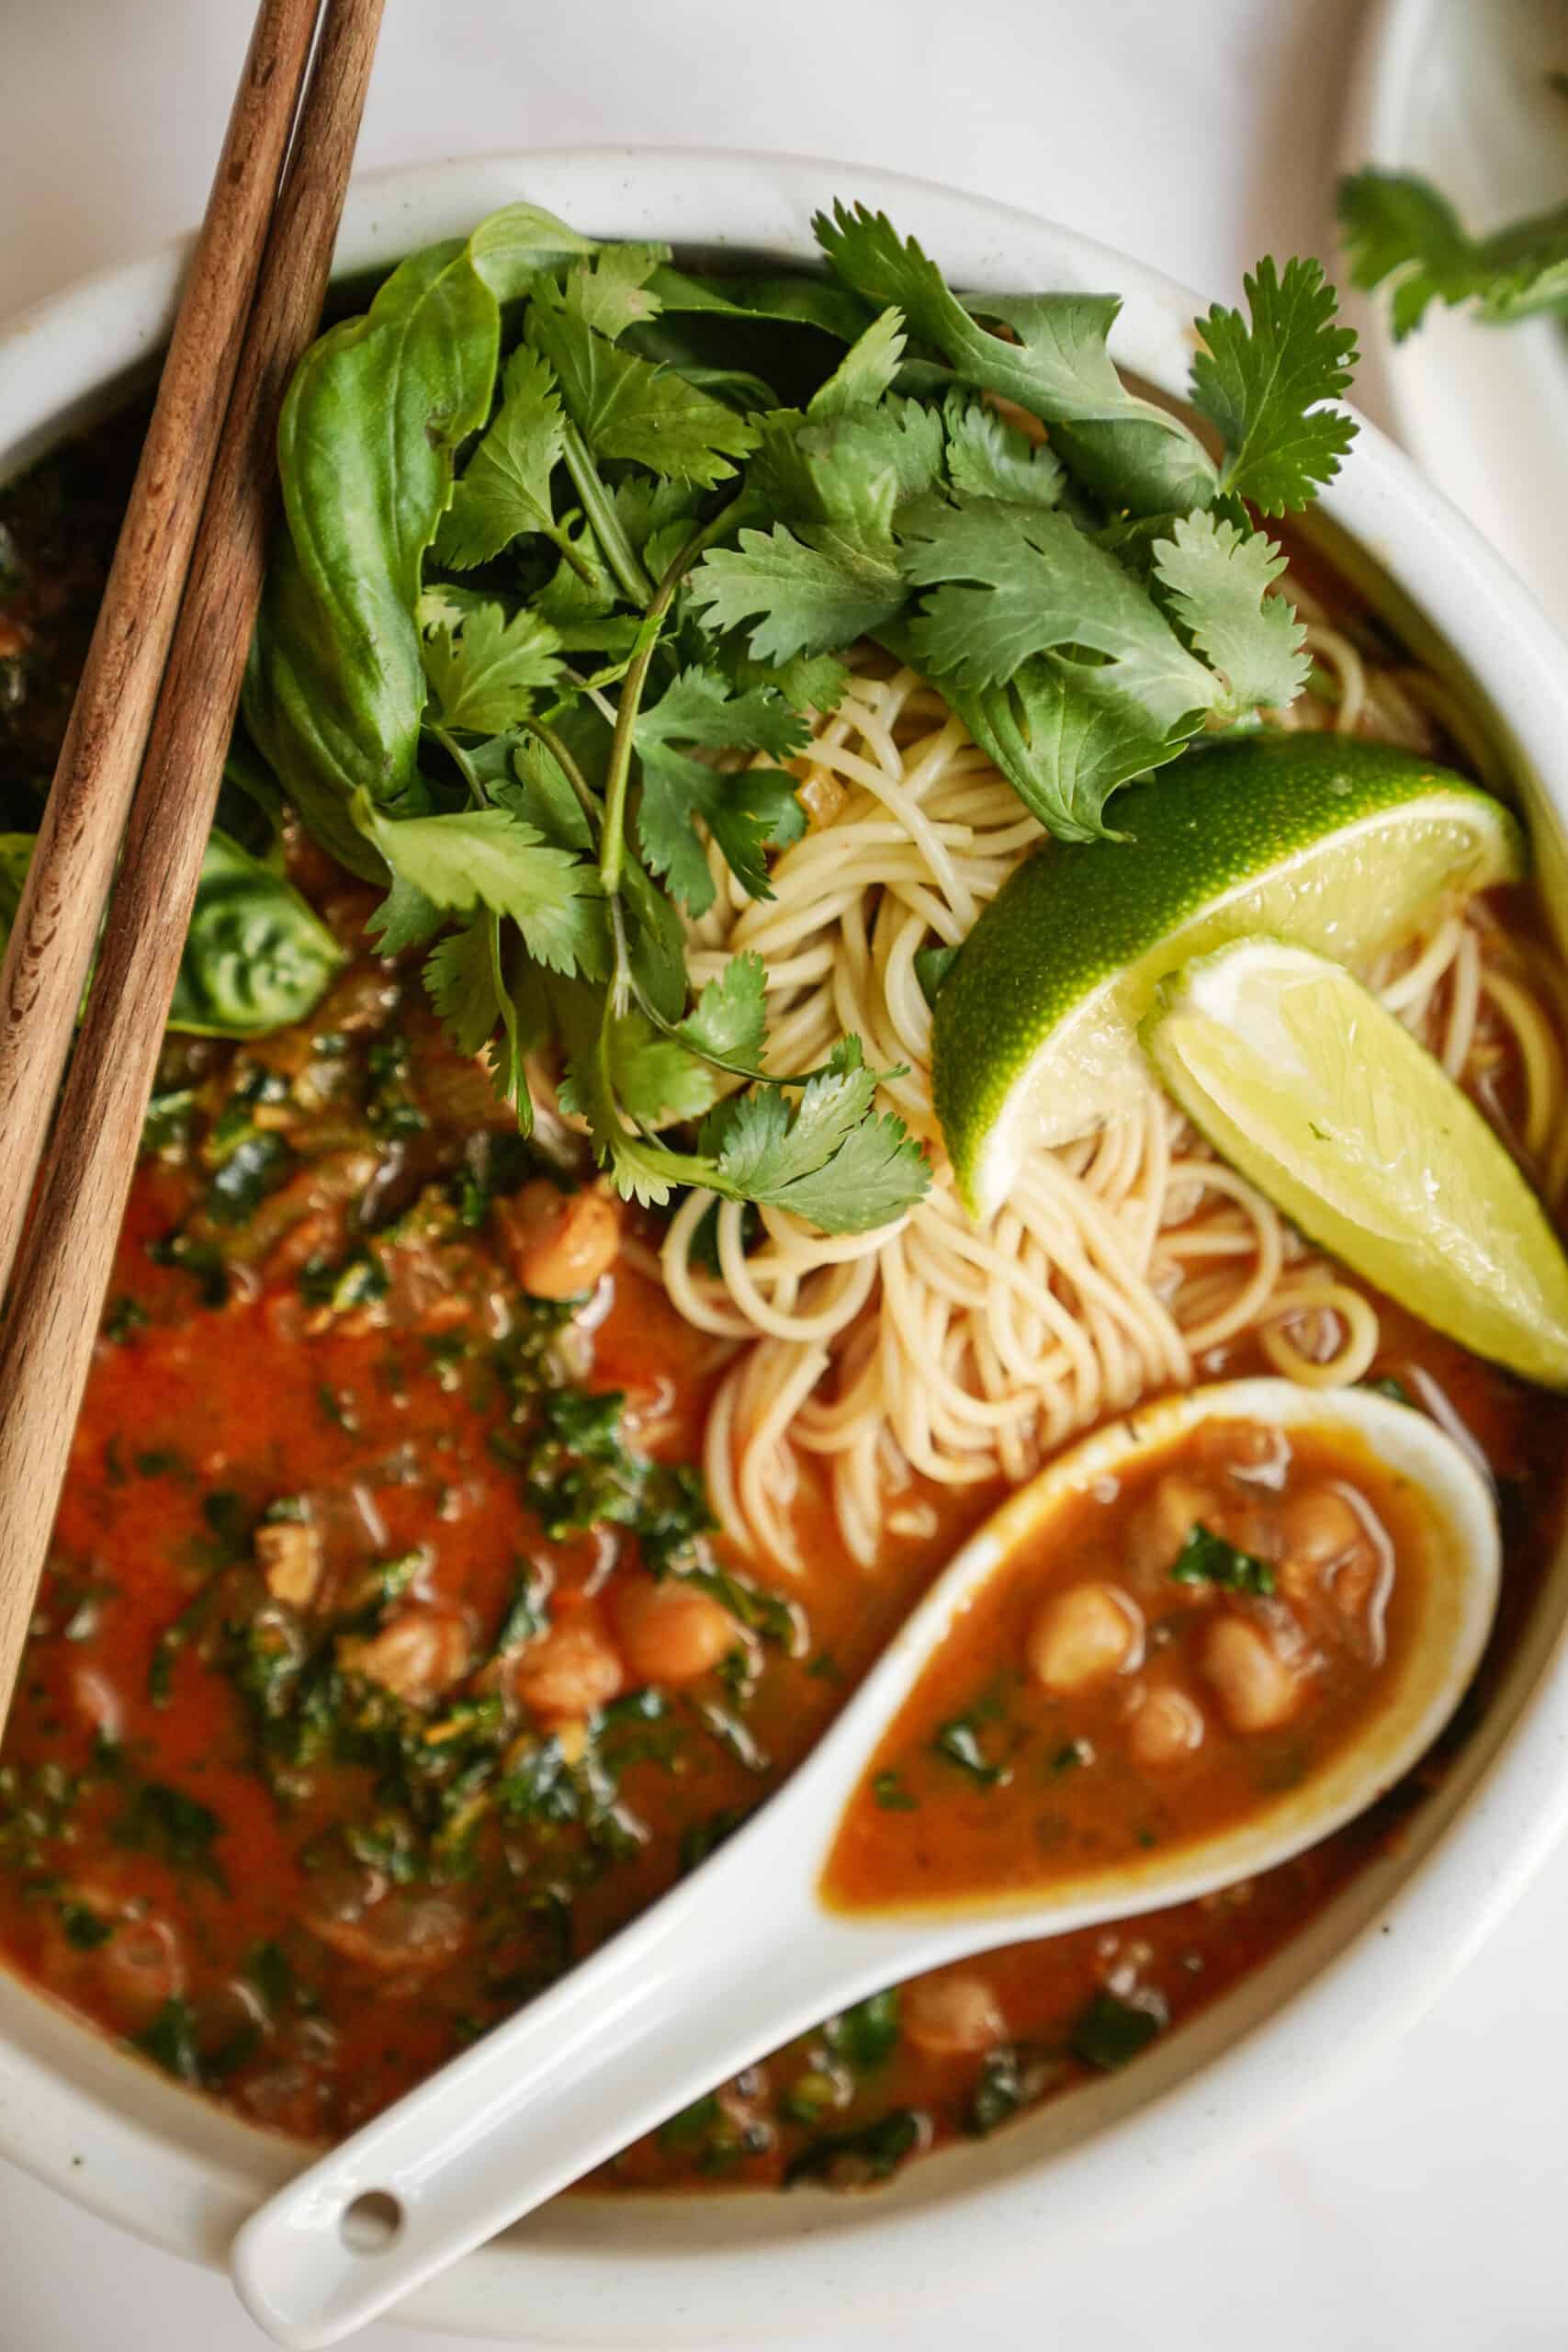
[230,1825,869,2346]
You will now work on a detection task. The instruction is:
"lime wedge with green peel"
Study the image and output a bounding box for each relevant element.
[1145,936,1568,1387]
[932,733,1525,1220]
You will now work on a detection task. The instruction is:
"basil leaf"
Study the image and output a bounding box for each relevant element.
[169,830,344,1036]
[244,241,501,876]
[1,829,342,1040]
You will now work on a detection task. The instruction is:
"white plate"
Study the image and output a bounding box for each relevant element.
[1345,0,1568,638]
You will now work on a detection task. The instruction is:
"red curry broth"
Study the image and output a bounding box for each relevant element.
[826,1420,1432,1914]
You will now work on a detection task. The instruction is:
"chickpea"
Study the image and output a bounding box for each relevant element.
[1201,1614,1302,1735]
[513,1610,624,1720]
[102,1916,186,2025]
[1027,1580,1142,1694]
[1127,1683,1206,1768]
[254,1520,323,1610]
[615,1577,736,1685]
[1125,1474,1223,1581]
[1278,1485,1363,1570]
[307,1891,468,1977]
[495,1180,621,1300]
[902,1973,1006,2056]
[338,1607,469,1705]
[1197,1419,1290,1477]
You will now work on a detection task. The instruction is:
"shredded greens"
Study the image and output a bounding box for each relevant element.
[244,196,1358,1229]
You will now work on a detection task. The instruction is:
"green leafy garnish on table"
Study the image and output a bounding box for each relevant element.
[1339,168,1568,339]
[243,196,1358,1227]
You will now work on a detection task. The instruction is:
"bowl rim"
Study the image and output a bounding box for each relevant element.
[6,145,1568,2348]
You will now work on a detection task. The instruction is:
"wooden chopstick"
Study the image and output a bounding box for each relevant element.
[0,0,388,1725]
[0,0,325,1305]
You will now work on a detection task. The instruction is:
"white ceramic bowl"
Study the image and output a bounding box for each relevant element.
[5,150,1568,2349]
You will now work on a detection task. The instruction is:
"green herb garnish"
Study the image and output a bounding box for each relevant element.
[784,2105,926,2186]
[1069,1988,1168,2072]
[1340,169,1568,340]
[113,1780,226,1888]
[824,1987,900,2072]
[967,2044,1024,2135]
[872,1769,918,1811]
[239,197,1354,1227]
[130,1996,203,2083]
[931,1702,1011,1786]
[59,1900,113,1951]
[1168,1521,1275,1596]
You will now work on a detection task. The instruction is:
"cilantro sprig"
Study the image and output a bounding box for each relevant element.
[1340,168,1568,341]
[245,194,1357,1228]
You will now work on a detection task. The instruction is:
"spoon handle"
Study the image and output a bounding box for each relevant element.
[231,1801,891,2347]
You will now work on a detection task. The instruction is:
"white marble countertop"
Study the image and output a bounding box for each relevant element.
[5,1,1564,2344]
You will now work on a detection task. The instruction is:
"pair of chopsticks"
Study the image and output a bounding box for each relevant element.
[0,0,386,1724]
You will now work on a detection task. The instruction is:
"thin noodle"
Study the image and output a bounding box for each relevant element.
[645,595,1563,1565]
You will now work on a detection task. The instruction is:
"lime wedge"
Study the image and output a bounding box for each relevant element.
[1145,936,1568,1387]
[931,734,1524,1220]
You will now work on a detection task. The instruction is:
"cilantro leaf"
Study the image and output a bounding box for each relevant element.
[423,914,501,1055]
[607,953,773,1124]
[604,1011,726,1126]
[637,668,810,763]
[503,736,594,851]
[813,201,1215,514]
[704,1037,878,1193]
[1151,512,1309,715]
[1339,168,1568,339]
[742,1098,929,1231]
[676,952,769,1068]
[527,284,759,487]
[798,398,947,525]
[610,476,705,576]
[1190,257,1358,514]
[356,798,605,978]
[942,654,1181,843]
[367,872,444,955]
[422,600,563,732]
[942,394,1064,508]
[807,306,908,417]
[434,345,564,570]
[562,243,670,341]
[898,492,1216,723]
[553,986,926,1233]
[634,668,808,912]
[698,1038,927,1233]
[688,521,904,662]
[724,646,852,716]
[645,262,874,343]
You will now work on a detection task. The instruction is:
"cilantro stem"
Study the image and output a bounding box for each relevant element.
[598,503,743,903]
[546,523,599,591]
[559,421,654,605]
[599,613,671,904]
[522,719,603,837]
[432,724,489,808]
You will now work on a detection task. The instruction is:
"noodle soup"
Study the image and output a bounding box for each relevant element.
[3,199,1567,2204]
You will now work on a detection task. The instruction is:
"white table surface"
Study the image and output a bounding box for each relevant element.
[3,2,1562,2346]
